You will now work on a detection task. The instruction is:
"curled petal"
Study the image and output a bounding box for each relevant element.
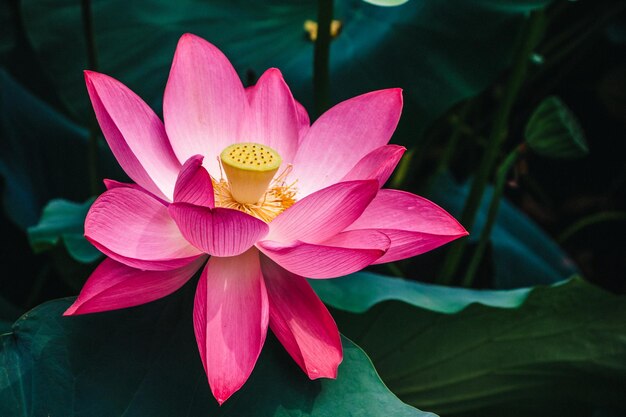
[291,89,403,196]
[347,189,468,263]
[85,71,181,200]
[244,68,299,164]
[169,203,268,257]
[164,34,248,177]
[85,187,202,271]
[193,249,269,404]
[341,145,406,186]
[266,180,379,244]
[261,256,342,379]
[64,256,206,315]
[174,155,215,207]
[258,230,390,278]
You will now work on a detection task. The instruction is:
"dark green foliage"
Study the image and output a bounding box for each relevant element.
[332,277,626,417]
[0,281,432,417]
[525,96,589,159]
[27,198,101,263]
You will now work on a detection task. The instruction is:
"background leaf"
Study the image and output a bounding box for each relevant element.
[0,70,121,229]
[27,198,101,264]
[310,270,559,314]
[331,276,626,417]
[0,280,434,417]
[20,0,549,140]
[525,95,589,159]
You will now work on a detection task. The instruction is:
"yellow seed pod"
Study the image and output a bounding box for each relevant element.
[220,143,282,204]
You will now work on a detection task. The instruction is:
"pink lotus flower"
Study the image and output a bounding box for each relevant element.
[65,33,467,404]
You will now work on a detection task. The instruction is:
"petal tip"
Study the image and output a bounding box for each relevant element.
[264,67,284,79]
[179,32,201,43]
[83,70,111,85]
[63,302,82,316]
[305,351,343,380]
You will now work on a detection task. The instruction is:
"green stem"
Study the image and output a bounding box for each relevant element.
[81,0,100,195]
[313,0,333,118]
[462,146,522,287]
[437,10,546,285]
[435,107,469,177]
[557,211,626,244]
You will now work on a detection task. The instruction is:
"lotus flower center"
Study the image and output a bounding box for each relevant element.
[214,142,297,222]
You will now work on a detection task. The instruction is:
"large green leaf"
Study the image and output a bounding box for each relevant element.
[310,270,557,314]
[331,276,626,417]
[0,70,122,229]
[21,0,549,140]
[27,198,101,263]
[428,173,579,288]
[0,280,434,417]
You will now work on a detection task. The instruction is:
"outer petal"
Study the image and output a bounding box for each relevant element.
[164,34,248,177]
[266,180,379,244]
[85,71,181,200]
[85,187,202,271]
[193,249,269,404]
[346,189,468,263]
[258,230,390,278]
[260,256,342,379]
[291,89,403,196]
[64,256,206,315]
[340,145,406,187]
[244,68,299,164]
[168,203,268,257]
[174,155,215,207]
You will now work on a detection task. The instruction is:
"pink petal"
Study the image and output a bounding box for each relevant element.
[258,230,390,278]
[64,256,206,315]
[193,249,269,404]
[340,145,406,186]
[168,203,269,257]
[294,99,310,141]
[346,189,468,263]
[85,187,202,271]
[85,71,181,201]
[174,155,215,207]
[244,68,299,164]
[266,180,379,244]
[291,89,403,196]
[260,256,342,379]
[164,34,248,177]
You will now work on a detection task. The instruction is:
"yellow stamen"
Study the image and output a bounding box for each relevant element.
[220,142,282,204]
[213,164,297,223]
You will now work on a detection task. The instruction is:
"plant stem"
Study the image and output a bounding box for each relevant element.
[437,10,547,285]
[81,0,100,195]
[462,146,522,287]
[313,0,333,118]
[557,211,626,244]
[434,105,470,177]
